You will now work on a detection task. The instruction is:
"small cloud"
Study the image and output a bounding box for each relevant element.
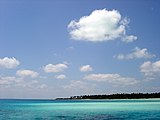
[114,47,155,60]
[55,74,66,79]
[114,54,125,60]
[84,73,139,86]
[122,35,137,43]
[43,63,68,73]
[16,70,39,78]
[80,65,93,72]
[0,57,20,69]
[68,9,136,43]
[140,60,160,78]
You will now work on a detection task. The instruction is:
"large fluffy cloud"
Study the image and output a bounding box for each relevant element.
[80,65,93,72]
[43,63,68,73]
[84,73,139,86]
[140,60,160,77]
[16,70,39,78]
[68,9,137,42]
[0,57,20,69]
[114,47,155,60]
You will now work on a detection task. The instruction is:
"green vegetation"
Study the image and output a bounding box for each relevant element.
[56,93,160,100]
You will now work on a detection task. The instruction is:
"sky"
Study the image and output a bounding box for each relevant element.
[0,0,160,99]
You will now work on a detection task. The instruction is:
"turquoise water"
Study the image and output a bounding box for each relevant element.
[0,99,160,120]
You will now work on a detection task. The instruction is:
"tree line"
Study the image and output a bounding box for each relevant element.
[56,93,160,100]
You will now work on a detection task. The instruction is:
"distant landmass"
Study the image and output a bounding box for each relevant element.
[56,93,160,100]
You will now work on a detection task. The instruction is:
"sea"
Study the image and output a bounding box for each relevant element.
[0,99,160,120]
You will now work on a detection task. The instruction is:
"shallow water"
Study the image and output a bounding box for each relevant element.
[0,99,160,120]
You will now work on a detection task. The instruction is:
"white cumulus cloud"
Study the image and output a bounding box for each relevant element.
[16,70,39,78]
[84,73,139,86]
[80,65,93,72]
[55,74,66,79]
[115,47,155,60]
[0,57,20,69]
[68,9,137,42]
[43,63,68,73]
[140,60,160,77]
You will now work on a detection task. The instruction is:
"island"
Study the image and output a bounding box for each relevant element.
[56,92,160,100]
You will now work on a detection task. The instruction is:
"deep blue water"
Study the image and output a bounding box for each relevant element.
[0,99,160,120]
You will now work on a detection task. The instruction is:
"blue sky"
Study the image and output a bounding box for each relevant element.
[0,0,160,98]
